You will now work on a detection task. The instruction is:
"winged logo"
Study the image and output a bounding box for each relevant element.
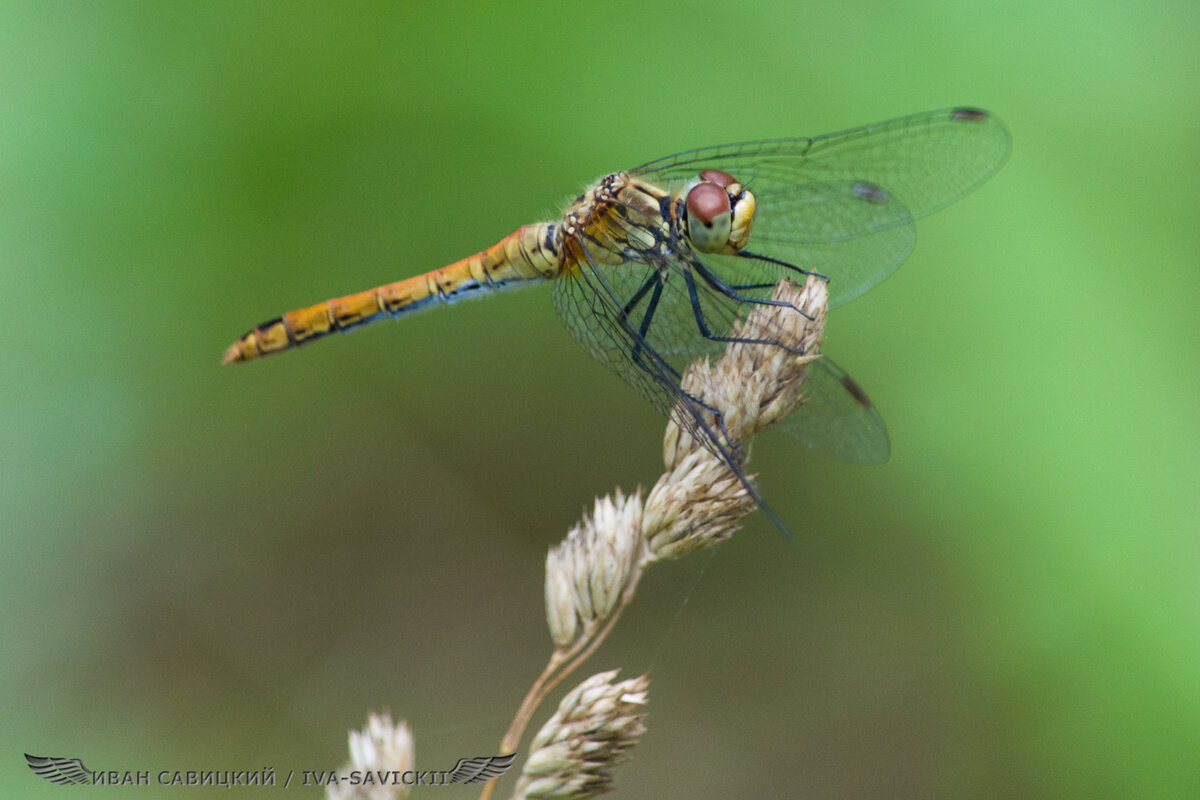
[446,753,516,784]
[25,754,94,785]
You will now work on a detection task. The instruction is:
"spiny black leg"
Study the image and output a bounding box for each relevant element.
[682,268,807,355]
[616,270,662,326]
[738,249,829,283]
[562,236,729,430]
[629,275,665,368]
[692,259,810,319]
[623,271,730,435]
[727,281,778,291]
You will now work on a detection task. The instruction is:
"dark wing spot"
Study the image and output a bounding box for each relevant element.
[841,375,873,408]
[853,181,889,205]
[951,107,989,122]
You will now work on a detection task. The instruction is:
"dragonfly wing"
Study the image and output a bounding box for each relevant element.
[553,238,890,466]
[554,190,891,469]
[552,251,687,416]
[696,179,917,308]
[631,107,1010,306]
[555,195,820,367]
[631,107,1010,220]
[551,233,748,471]
[777,355,890,464]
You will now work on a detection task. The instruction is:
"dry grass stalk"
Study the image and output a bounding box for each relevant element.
[334,277,828,800]
[485,276,828,798]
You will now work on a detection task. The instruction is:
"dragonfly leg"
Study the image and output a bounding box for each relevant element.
[616,270,662,329]
[615,270,737,443]
[725,281,777,291]
[615,271,665,371]
[737,249,830,284]
[683,268,808,355]
[634,278,664,352]
[692,260,815,322]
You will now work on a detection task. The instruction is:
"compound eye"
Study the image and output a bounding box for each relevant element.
[699,168,737,187]
[685,182,732,253]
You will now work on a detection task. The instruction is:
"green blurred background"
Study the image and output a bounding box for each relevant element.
[3,1,1197,797]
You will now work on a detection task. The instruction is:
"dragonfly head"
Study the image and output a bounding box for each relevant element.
[682,168,756,255]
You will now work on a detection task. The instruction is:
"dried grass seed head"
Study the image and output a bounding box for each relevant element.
[326,713,414,800]
[645,277,828,559]
[513,670,650,800]
[545,490,643,648]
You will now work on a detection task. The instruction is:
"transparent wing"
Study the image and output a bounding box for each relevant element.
[552,234,707,416]
[553,199,807,381]
[631,107,1010,307]
[552,200,886,465]
[551,221,755,486]
[700,179,916,308]
[779,356,890,464]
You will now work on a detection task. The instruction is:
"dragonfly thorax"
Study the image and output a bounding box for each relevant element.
[559,170,757,273]
[561,172,676,265]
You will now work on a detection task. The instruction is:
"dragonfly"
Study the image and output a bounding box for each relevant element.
[225,107,1009,520]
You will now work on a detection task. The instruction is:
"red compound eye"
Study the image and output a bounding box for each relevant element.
[685,182,733,253]
[686,181,731,225]
[698,168,737,187]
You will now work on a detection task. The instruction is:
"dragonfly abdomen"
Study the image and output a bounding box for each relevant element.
[222,223,561,364]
